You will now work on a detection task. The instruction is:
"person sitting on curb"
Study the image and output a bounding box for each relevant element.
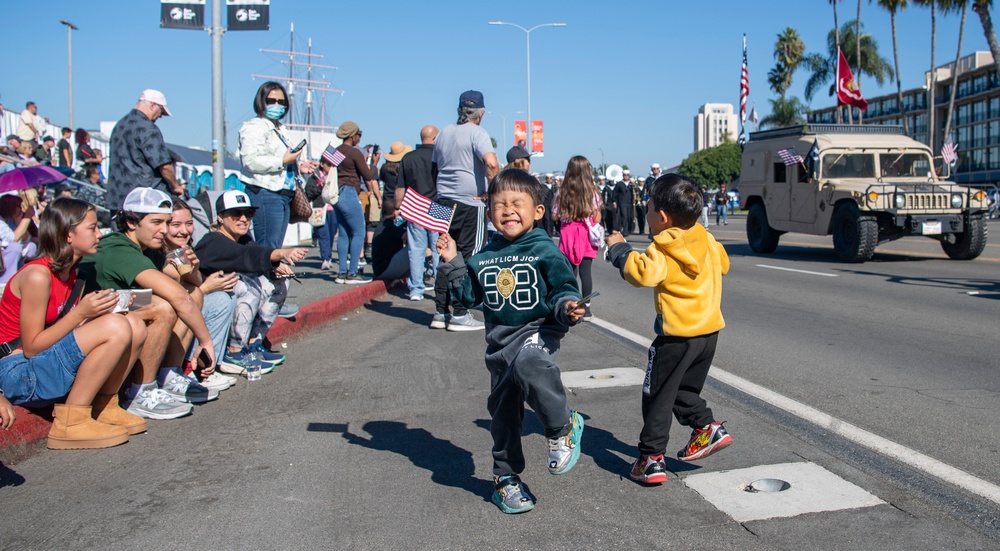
[194,190,307,375]
[161,199,239,393]
[0,198,148,448]
[371,199,409,282]
[80,188,218,420]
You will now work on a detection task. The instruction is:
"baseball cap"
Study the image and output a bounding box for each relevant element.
[215,190,258,214]
[138,89,172,116]
[459,90,485,109]
[506,146,530,163]
[122,187,173,214]
[42,135,55,143]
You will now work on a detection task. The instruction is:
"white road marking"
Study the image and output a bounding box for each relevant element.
[590,316,1000,506]
[756,264,838,277]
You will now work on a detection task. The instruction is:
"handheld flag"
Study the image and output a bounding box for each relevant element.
[400,189,455,234]
[777,148,803,166]
[321,144,346,167]
[836,49,868,111]
[803,139,820,179]
[941,133,958,166]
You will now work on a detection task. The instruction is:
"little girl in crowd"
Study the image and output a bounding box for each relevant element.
[553,155,602,319]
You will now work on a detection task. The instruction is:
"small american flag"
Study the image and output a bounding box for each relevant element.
[400,189,454,234]
[941,133,958,165]
[321,145,346,167]
[777,147,803,166]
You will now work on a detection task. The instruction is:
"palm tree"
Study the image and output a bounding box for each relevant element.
[770,27,806,98]
[942,0,969,144]
[915,0,938,150]
[832,0,844,122]
[857,0,864,122]
[760,97,810,128]
[803,20,896,106]
[971,1,1000,88]
[873,0,911,134]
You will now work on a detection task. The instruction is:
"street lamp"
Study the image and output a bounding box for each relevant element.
[60,20,78,129]
[489,21,566,156]
[487,110,524,154]
[598,148,605,170]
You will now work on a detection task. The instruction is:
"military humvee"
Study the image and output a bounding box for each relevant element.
[736,124,990,262]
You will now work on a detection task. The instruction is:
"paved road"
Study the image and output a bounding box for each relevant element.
[2,217,999,549]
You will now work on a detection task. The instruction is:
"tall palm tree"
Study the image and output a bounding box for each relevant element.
[857,0,864,122]
[804,21,896,105]
[874,0,911,134]
[942,0,969,144]
[832,0,844,122]
[761,97,810,129]
[971,1,1000,85]
[769,27,806,98]
[915,0,938,150]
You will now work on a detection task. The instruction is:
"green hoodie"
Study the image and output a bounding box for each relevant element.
[439,228,580,350]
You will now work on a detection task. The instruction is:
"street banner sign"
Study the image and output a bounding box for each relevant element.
[514,121,527,149]
[161,0,205,30]
[227,0,270,31]
[531,120,544,156]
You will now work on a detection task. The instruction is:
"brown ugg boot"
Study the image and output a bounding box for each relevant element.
[92,393,147,435]
[47,404,129,450]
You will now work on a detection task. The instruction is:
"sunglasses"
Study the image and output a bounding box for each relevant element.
[265,97,289,106]
[225,208,256,220]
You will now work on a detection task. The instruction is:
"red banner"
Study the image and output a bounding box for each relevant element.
[514,120,527,149]
[836,49,868,111]
[531,120,544,155]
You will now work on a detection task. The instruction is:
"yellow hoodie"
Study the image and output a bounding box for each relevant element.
[618,224,729,337]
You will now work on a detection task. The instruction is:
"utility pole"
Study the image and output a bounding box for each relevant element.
[210,0,225,190]
[60,20,78,129]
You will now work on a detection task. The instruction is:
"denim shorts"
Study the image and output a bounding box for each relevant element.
[0,332,86,407]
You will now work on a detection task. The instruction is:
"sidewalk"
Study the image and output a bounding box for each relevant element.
[0,254,394,460]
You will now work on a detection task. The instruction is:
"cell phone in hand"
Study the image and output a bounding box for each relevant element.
[372,144,380,156]
[290,139,307,153]
[197,347,213,369]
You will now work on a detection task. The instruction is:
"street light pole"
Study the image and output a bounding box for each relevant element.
[489,21,566,156]
[487,111,507,153]
[598,148,605,170]
[210,0,225,191]
[60,20,78,129]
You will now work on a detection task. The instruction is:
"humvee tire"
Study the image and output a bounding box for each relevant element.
[941,215,988,260]
[832,202,877,263]
[747,203,780,254]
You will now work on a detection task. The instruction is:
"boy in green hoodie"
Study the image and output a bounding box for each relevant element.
[437,168,585,514]
[606,173,733,485]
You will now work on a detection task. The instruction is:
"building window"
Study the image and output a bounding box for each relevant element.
[957,104,971,126]
[974,100,987,122]
[958,126,970,148]
[973,123,987,148]
[903,94,914,112]
[972,148,986,171]
[990,147,1000,170]
[915,114,928,134]
[957,79,971,98]
[973,74,988,94]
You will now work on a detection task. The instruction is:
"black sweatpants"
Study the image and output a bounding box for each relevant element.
[635,204,647,235]
[638,331,719,456]
[485,331,571,477]
[433,198,486,316]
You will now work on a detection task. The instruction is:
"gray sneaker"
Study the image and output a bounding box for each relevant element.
[159,369,219,404]
[447,313,485,332]
[429,313,448,329]
[126,388,193,420]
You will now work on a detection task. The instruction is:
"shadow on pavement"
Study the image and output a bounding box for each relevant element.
[318,420,492,502]
[363,299,433,326]
[0,462,26,488]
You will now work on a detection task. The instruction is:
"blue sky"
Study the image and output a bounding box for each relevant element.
[2,1,988,175]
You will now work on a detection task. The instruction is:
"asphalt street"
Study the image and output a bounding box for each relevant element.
[2,215,999,549]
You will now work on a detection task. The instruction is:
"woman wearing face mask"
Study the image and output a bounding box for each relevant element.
[237,81,317,250]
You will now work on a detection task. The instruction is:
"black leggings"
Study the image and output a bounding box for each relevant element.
[573,257,593,303]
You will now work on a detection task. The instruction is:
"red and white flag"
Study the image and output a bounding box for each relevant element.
[836,48,868,111]
[941,133,958,165]
[740,35,749,125]
[399,189,454,234]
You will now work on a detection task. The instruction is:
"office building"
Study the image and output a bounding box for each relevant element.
[694,103,738,151]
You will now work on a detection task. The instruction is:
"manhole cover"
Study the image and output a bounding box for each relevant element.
[744,478,791,493]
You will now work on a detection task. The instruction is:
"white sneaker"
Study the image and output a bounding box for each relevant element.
[159,369,219,404]
[320,259,333,270]
[447,313,485,332]
[126,388,193,420]
[201,372,237,391]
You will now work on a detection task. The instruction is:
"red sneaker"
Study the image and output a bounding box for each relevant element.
[629,454,668,484]
[678,421,733,462]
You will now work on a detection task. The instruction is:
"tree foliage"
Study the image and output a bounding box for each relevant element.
[769,27,806,97]
[678,143,742,187]
[804,19,896,101]
[760,97,810,128]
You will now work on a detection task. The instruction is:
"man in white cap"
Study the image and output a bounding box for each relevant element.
[640,163,661,237]
[81,188,218,420]
[106,89,184,213]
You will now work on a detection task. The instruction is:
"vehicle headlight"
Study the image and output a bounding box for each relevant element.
[951,193,963,208]
[894,193,906,209]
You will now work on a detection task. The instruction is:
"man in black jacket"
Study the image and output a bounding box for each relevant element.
[613,172,632,236]
[395,126,439,302]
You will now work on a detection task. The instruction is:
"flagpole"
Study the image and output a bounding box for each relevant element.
[444,204,458,233]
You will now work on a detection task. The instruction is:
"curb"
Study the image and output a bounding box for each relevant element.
[0,279,395,457]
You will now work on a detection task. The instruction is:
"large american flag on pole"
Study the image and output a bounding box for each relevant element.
[941,133,958,165]
[399,189,454,234]
[740,34,749,126]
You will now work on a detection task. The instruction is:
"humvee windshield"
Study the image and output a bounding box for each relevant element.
[822,153,875,179]
[878,153,932,178]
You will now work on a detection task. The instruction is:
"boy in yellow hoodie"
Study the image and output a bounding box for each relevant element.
[605,173,732,485]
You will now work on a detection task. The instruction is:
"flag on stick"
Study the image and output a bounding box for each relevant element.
[777,147,803,166]
[321,144,346,167]
[941,133,958,165]
[803,139,820,179]
[836,48,868,111]
[400,189,455,234]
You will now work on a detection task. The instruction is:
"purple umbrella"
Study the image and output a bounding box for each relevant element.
[0,165,68,194]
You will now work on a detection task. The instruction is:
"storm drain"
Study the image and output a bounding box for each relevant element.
[561,367,645,389]
[682,462,884,522]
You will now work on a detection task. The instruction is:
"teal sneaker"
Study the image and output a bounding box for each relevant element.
[548,410,584,475]
[248,341,285,365]
[491,475,534,514]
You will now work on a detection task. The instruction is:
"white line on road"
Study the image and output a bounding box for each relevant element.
[588,316,1000,506]
[756,264,838,277]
